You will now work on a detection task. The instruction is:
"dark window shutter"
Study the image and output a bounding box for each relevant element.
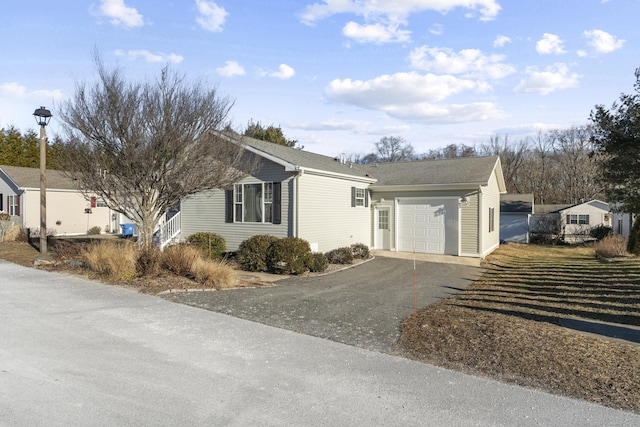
[272,182,281,224]
[351,187,356,207]
[0,193,3,211]
[365,189,369,207]
[225,190,233,223]
[16,195,20,216]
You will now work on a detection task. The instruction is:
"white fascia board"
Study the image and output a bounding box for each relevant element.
[298,167,377,184]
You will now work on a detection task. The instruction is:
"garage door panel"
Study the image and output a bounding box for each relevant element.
[398,199,457,255]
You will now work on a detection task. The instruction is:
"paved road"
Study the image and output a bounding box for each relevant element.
[1,260,639,426]
[164,256,482,353]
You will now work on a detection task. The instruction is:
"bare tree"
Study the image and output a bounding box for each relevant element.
[375,136,415,162]
[479,134,528,193]
[549,126,604,204]
[58,58,254,249]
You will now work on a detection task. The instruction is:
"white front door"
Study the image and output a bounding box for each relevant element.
[375,207,391,250]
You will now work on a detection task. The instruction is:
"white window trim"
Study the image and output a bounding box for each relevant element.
[8,195,18,216]
[355,188,365,207]
[234,182,274,223]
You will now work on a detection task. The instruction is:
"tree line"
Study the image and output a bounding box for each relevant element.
[346,127,603,206]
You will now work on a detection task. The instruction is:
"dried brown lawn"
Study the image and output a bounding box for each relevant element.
[400,243,640,413]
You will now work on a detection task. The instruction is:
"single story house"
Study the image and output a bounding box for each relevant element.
[175,137,506,258]
[0,165,113,236]
[500,193,534,243]
[531,200,612,242]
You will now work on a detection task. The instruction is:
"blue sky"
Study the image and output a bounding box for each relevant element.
[1,0,637,157]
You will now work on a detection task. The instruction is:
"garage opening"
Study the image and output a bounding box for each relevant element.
[397,198,458,255]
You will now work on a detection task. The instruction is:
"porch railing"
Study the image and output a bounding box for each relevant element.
[159,211,181,249]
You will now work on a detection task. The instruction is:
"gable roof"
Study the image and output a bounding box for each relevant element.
[241,136,374,182]
[240,136,505,191]
[558,199,610,213]
[0,165,78,191]
[362,156,504,190]
[501,193,534,214]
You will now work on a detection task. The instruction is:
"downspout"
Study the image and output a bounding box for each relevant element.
[293,169,301,238]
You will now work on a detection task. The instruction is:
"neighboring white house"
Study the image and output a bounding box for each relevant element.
[611,209,635,239]
[0,165,113,236]
[530,200,612,242]
[500,193,534,243]
[558,200,611,240]
[176,136,506,258]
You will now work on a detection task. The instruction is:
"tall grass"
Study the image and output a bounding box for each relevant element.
[594,235,629,259]
[162,243,202,274]
[190,258,238,289]
[81,240,137,280]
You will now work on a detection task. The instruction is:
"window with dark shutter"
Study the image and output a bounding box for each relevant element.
[272,182,281,224]
[224,189,233,223]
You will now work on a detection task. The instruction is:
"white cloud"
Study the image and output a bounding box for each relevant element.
[325,71,503,124]
[429,23,444,36]
[195,0,228,32]
[342,21,411,43]
[300,0,501,24]
[269,64,296,80]
[0,82,64,101]
[409,46,515,80]
[216,60,246,77]
[288,119,371,131]
[493,35,511,48]
[583,29,624,54]
[95,0,144,28]
[115,49,184,64]
[536,33,566,55]
[514,63,580,95]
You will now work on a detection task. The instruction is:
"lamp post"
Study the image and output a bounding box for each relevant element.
[33,106,52,255]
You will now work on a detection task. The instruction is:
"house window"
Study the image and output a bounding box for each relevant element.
[234,182,273,223]
[8,195,19,216]
[489,207,495,232]
[351,187,368,207]
[567,214,589,225]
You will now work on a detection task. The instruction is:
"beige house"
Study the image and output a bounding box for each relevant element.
[0,165,113,236]
[177,137,506,258]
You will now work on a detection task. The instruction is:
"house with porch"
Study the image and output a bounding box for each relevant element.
[165,137,506,258]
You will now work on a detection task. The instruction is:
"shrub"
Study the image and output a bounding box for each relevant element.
[163,243,202,275]
[187,232,227,260]
[267,237,312,275]
[190,258,238,289]
[81,240,137,281]
[136,246,162,276]
[237,234,280,272]
[52,240,88,260]
[13,228,29,242]
[87,226,102,235]
[590,225,612,241]
[350,243,370,259]
[325,247,354,264]
[595,235,629,259]
[1,224,21,242]
[308,252,329,273]
[628,216,640,256]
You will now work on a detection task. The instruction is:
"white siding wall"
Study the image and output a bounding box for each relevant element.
[297,172,372,253]
[479,170,502,256]
[23,189,112,235]
[180,160,294,251]
[460,192,480,255]
[561,204,611,236]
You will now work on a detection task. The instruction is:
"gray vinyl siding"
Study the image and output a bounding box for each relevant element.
[371,189,480,255]
[297,172,372,253]
[480,171,502,255]
[460,192,480,255]
[180,160,294,251]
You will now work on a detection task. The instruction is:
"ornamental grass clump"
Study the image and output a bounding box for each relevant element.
[190,258,238,289]
[81,240,137,281]
[163,243,202,274]
[594,235,629,259]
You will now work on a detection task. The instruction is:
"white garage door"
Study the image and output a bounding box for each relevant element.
[398,199,457,254]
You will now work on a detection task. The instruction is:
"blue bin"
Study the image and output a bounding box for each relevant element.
[120,223,135,237]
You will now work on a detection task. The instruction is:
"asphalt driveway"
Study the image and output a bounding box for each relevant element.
[163,254,483,353]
